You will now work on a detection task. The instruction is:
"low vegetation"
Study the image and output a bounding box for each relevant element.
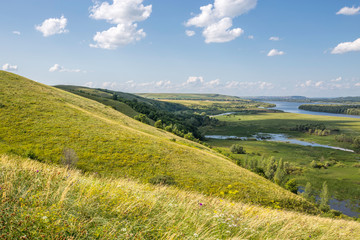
[1,154,359,239]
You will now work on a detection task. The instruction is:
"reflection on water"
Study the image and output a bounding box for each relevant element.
[205,133,355,153]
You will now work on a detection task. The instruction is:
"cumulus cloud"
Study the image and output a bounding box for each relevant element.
[336,6,360,15]
[2,63,18,71]
[185,30,196,37]
[12,31,21,35]
[269,36,280,41]
[49,64,83,73]
[355,83,360,87]
[184,76,205,86]
[267,49,285,57]
[84,82,95,88]
[331,38,360,54]
[90,0,152,49]
[186,0,256,43]
[35,16,68,37]
[203,18,243,43]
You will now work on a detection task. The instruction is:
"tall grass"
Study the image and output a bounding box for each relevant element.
[1,154,359,239]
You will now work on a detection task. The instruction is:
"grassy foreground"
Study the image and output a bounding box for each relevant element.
[1,154,360,240]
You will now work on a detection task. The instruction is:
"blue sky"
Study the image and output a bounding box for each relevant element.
[1,0,360,97]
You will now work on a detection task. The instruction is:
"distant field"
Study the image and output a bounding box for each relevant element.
[201,112,360,208]
[137,93,249,101]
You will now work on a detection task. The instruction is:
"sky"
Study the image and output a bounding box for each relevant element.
[1,0,360,97]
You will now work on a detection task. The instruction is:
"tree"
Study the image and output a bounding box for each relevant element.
[319,181,330,212]
[302,182,315,202]
[274,159,285,185]
[134,114,150,124]
[265,157,276,180]
[154,120,163,129]
[230,144,246,154]
[285,179,297,194]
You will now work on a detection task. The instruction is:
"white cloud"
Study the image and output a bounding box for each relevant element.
[355,83,360,87]
[155,80,172,88]
[224,81,273,90]
[203,18,244,43]
[2,63,18,71]
[248,35,254,39]
[269,36,280,41]
[331,38,360,54]
[267,49,285,57]
[35,16,68,37]
[186,0,257,43]
[90,0,151,49]
[102,82,118,89]
[90,23,146,49]
[331,77,342,82]
[185,30,196,37]
[184,76,205,86]
[336,6,360,15]
[12,31,21,35]
[49,64,83,73]
[296,79,352,90]
[84,82,95,88]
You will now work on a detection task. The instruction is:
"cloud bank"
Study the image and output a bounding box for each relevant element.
[2,63,18,71]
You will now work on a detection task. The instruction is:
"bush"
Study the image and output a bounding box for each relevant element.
[230,144,246,154]
[149,175,176,186]
[61,148,78,168]
[154,120,163,129]
[285,179,297,194]
[134,114,150,124]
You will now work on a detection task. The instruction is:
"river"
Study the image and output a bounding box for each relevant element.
[266,101,360,119]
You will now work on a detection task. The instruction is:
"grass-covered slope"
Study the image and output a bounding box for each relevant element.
[0,71,315,212]
[1,155,359,239]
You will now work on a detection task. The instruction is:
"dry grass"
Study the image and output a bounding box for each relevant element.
[1,154,359,240]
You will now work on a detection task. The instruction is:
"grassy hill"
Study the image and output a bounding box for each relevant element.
[1,154,359,239]
[0,71,316,213]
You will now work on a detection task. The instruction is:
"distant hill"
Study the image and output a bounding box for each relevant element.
[137,93,249,101]
[0,71,316,213]
[245,96,310,102]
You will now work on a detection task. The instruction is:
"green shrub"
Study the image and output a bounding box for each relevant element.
[230,144,246,154]
[285,179,297,194]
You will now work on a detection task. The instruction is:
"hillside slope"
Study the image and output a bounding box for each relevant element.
[1,154,359,239]
[0,71,315,212]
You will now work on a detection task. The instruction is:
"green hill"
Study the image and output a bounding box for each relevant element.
[1,154,359,239]
[0,71,316,213]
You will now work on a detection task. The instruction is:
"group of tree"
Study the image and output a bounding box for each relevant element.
[109,93,220,141]
[335,134,360,152]
[299,104,360,116]
[291,123,333,136]
[234,156,297,193]
[302,182,331,212]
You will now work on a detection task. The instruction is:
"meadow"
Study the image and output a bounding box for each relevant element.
[1,154,360,240]
[0,71,316,213]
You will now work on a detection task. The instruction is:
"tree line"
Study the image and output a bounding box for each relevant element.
[299,104,360,116]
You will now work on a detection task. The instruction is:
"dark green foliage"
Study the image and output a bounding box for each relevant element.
[154,120,163,129]
[25,149,39,160]
[149,175,176,186]
[230,144,246,154]
[299,104,360,116]
[285,179,297,194]
[265,157,276,180]
[291,123,332,136]
[319,181,330,212]
[335,134,360,152]
[274,159,285,185]
[134,114,150,124]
